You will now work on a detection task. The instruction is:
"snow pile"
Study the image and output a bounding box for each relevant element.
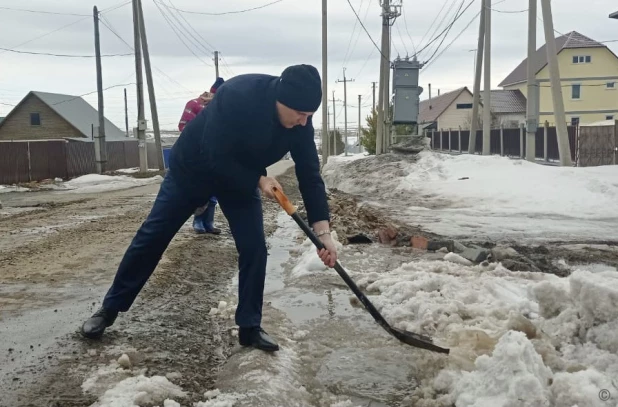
[91,375,185,407]
[451,331,553,406]
[82,357,185,407]
[322,150,618,241]
[196,390,247,407]
[351,259,618,405]
[290,230,344,278]
[63,173,163,193]
[116,167,161,174]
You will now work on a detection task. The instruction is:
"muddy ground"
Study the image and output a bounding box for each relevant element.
[0,167,300,407]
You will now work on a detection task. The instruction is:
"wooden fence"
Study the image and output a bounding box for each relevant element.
[0,139,161,185]
[427,122,578,164]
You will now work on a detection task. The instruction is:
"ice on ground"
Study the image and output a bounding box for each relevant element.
[346,254,618,405]
[90,375,186,407]
[322,150,618,241]
[116,167,161,174]
[0,185,30,193]
[63,174,163,193]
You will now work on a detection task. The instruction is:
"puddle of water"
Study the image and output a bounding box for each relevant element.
[264,212,298,295]
[269,287,359,325]
[316,347,418,403]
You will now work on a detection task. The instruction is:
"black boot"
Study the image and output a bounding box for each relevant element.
[81,307,118,339]
[239,327,279,352]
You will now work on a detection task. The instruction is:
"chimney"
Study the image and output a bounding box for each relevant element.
[429,83,432,110]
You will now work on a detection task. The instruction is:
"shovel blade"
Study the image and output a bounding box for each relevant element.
[389,327,450,354]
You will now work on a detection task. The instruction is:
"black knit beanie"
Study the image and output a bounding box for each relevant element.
[276,64,322,112]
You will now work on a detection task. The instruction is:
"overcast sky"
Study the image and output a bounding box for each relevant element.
[0,0,616,132]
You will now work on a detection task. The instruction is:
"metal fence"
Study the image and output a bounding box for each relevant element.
[0,139,156,184]
[427,122,578,164]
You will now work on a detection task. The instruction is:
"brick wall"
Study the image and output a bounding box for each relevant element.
[0,94,84,140]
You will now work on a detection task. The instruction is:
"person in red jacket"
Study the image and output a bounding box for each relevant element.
[179,77,225,234]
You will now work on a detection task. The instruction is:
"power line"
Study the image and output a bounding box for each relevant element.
[152,0,213,67]
[422,0,466,64]
[490,7,527,13]
[422,6,480,71]
[163,0,217,52]
[157,0,286,15]
[344,0,387,62]
[412,0,476,58]
[0,46,132,58]
[424,0,460,58]
[341,0,367,70]
[0,1,131,57]
[400,3,417,54]
[51,83,136,105]
[98,16,194,93]
[156,0,215,55]
[0,6,89,17]
[394,21,409,56]
[416,0,451,57]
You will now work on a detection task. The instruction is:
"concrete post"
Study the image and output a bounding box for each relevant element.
[520,122,525,158]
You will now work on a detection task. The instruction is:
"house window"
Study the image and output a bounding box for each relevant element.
[30,113,41,126]
[571,117,580,126]
[456,103,473,109]
[572,55,592,64]
[607,82,615,89]
[571,84,581,99]
[606,115,614,120]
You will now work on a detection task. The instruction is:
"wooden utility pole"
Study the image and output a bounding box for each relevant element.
[124,88,129,137]
[137,0,164,170]
[132,0,147,171]
[93,6,107,174]
[214,51,220,78]
[321,0,328,165]
[468,0,485,154]
[336,68,354,156]
[332,91,336,155]
[540,0,572,166]
[482,0,491,155]
[372,81,377,112]
[525,0,538,161]
[357,95,363,145]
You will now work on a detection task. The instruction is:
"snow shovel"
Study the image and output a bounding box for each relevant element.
[272,187,450,354]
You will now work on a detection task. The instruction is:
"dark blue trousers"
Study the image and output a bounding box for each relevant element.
[103,170,267,328]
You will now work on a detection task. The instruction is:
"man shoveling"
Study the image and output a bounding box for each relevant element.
[80,64,337,352]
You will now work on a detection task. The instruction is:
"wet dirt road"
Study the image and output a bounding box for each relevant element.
[0,162,294,406]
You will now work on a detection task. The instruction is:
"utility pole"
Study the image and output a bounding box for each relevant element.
[336,68,354,156]
[124,88,129,137]
[525,0,537,162]
[482,0,491,155]
[540,0,572,166]
[132,0,147,172]
[376,0,400,154]
[469,0,485,154]
[332,91,336,155]
[321,0,328,165]
[372,81,377,111]
[358,94,362,147]
[137,0,164,170]
[214,51,220,79]
[93,6,107,174]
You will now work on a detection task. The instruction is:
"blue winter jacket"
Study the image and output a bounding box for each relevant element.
[169,73,330,225]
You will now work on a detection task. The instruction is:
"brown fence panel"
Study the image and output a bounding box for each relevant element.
[0,142,29,184]
[66,142,96,178]
[124,141,139,168]
[28,140,68,181]
[106,141,126,171]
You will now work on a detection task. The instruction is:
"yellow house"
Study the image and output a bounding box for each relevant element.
[499,31,618,125]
